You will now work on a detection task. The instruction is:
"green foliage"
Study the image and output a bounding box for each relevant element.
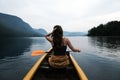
[88,21,120,36]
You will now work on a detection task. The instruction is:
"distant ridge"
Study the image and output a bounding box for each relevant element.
[88,21,120,36]
[64,31,87,36]
[0,13,47,37]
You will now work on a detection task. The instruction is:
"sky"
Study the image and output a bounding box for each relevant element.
[0,0,120,32]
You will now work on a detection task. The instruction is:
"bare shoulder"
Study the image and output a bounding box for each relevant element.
[63,37,70,43]
[63,37,68,40]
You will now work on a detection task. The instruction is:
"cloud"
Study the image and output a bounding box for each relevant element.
[0,0,120,32]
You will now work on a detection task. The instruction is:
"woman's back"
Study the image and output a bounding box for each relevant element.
[53,37,67,56]
[45,25,80,68]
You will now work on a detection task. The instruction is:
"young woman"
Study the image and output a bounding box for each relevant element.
[45,25,80,68]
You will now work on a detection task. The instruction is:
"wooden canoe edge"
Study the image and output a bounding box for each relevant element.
[23,48,52,80]
[69,54,88,80]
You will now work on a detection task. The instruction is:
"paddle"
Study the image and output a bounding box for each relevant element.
[31,49,79,56]
[31,50,48,56]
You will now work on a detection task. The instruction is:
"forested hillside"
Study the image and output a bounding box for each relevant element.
[88,21,120,36]
[0,13,47,37]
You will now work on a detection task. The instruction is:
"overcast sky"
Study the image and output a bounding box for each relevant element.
[0,0,120,32]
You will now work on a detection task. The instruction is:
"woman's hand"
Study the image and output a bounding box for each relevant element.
[45,28,57,37]
[52,28,57,33]
[77,49,81,52]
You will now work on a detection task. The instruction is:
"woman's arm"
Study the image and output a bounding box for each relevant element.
[45,32,53,43]
[66,38,80,52]
[45,28,57,42]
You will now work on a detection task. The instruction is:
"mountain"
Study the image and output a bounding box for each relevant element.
[88,21,120,36]
[64,31,87,36]
[34,28,47,35]
[0,13,46,37]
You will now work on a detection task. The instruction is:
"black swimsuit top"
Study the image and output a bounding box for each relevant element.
[53,46,67,56]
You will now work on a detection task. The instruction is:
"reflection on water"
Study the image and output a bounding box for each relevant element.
[88,36,120,59]
[0,37,32,59]
[0,37,50,59]
[89,37,120,49]
[0,37,50,80]
[69,36,120,80]
[0,37,120,80]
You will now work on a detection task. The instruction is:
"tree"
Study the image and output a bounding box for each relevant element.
[88,21,120,36]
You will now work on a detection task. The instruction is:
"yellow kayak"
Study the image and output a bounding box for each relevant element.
[23,48,88,80]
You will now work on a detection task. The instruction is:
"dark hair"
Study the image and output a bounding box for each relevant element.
[52,25,63,48]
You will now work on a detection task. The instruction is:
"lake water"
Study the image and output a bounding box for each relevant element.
[0,36,120,80]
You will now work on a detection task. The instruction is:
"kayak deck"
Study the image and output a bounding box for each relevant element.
[32,54,79,80]
[23,49,88,80]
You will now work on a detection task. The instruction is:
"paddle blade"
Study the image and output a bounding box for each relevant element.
[31,50,45,56]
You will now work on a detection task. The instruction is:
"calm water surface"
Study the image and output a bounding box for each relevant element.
[0,37,120,80]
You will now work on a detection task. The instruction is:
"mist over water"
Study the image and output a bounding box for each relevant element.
[0,37,120,80]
